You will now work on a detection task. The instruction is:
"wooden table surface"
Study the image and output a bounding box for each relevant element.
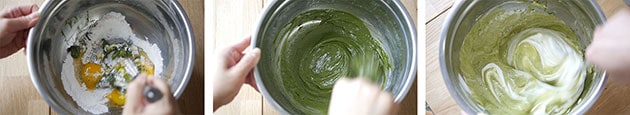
[426,0,629,114]
[0,0,204,114]
[210,0,418,114]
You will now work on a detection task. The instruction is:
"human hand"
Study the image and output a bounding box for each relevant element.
[328,77,397,115]
[586,8,630,76]
[0,5,39,58]
[212,36,261,111]
[123,74,179,115]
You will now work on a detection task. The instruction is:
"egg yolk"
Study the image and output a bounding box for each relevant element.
[106,88,126,106]
[145,64,155,76]
[81,63,103,90]
[139,52,155,76]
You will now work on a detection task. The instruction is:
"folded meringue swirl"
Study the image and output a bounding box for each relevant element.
[459,2,591,114]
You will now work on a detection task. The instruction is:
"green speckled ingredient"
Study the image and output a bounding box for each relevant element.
[274,9,391,114]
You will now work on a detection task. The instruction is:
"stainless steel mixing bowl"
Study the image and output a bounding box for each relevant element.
[440,0,606,114]
[252,0,416,114]
[27,0,194,114]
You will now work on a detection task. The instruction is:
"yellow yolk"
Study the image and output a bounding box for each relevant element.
[145,64,155,76]
[106,88,126,106]
[81,63,103,90]
[139,51,155,76]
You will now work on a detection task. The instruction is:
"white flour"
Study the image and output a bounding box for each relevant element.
[61,55,111,114]
[60,12,164,114]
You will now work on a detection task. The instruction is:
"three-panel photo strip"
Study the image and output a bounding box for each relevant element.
[0,0,628,114]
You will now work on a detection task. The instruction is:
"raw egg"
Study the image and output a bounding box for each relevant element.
[81,63,103,90]
[106,88,126,106]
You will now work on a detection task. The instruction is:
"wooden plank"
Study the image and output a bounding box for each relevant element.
[174,0,205,114]
[399,1,418,114]
[398,79,418,115]
[401,0,418,25]
[212,0,264,114]
[0,76,48,114]
[28,100,48,115]
[0,1,48,114]
[587,71,630,114]
[0,51,29,77]
[596,0,627,18]
[214,86,263,115]
[51,108,57,115]
[426,0,454,23]
[262,97,280,115]
[425,9,461,115]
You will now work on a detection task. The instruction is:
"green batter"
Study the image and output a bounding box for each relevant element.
[459,1,592,114]
[273,9,391,114]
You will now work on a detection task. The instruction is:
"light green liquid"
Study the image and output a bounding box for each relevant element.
[273,9,391,114]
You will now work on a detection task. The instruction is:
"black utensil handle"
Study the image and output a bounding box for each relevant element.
[144,86,163,103]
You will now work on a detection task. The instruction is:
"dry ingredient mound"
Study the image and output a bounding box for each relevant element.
[60,12,163,114]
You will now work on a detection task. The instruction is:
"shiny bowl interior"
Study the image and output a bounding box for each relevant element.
[27,0,194,114]
[440,0,606,114]
[252,0,417,114]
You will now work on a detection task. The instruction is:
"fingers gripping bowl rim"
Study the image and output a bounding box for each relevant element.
[440,0,607,114]
[252,0,417,114]
[27,0,195,114]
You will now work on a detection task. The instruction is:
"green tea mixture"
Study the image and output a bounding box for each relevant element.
[273,9,391,114]
[459,2,591,114]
